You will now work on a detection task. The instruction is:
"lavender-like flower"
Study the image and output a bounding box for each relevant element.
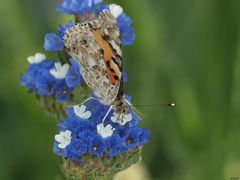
[54,99,149,178]
[20,53,81,103]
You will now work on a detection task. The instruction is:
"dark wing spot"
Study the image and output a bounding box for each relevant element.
[114,75,119,80]
[106,61,110,67]
[111,57,120,68]
[100,49,104,55]
[102,34,110,41]
[110,68,115,73]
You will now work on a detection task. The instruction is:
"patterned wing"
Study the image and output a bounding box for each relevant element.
[90,10,122,85]
[63,10,122,105]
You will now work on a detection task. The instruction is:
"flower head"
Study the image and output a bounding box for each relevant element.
[20,55,77,102]
[57,0,102,15]
[53,98,150,161]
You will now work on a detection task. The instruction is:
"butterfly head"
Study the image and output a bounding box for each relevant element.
[98,10,121,45]
[113,97,128,115]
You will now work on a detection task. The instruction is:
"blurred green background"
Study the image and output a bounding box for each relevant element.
[1,0,240,179]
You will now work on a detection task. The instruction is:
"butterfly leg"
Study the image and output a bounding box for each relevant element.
[125,99,143,120]
[102,105,113,123]
[68,97,98,107]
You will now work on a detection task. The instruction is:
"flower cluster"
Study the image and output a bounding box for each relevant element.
[54,99,150,161]
[20,53,83,102]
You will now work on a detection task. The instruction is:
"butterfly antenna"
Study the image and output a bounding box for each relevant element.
[127,103,176,108]
[125,100,144,119]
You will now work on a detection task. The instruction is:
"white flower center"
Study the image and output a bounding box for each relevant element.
[109,4,123,18]
[54,130,72,149]
[73,105,92,119]
[50,62,70,79]
[111,112,132,126]
[27,53,46,64]
[97,123,114,138]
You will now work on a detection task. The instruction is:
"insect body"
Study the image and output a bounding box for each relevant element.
[63,10,130,120]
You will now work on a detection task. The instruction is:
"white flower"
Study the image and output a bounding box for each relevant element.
[111,112,132,126]
[109,4,123,18]
[97,123,115,138]
[54,130,72,149]
[27,53,46,64]
[50,62,70,79]
[73,105,92,119]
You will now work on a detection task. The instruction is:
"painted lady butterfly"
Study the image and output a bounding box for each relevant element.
[63,10,131,122]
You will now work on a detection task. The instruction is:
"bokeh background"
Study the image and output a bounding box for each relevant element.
[1,0,240,179]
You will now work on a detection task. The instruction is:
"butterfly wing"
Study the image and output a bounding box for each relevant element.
[63,10,122,105]
[88,10,123,85]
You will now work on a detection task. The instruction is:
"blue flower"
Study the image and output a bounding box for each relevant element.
[65,137,88,161]
[58,116,95,133]
[54,134,88,161]
[53,80,73,102]
[20,65,40,93]
[89,135,107,157]
[53,140,68,158]
[58,21,75,38]
[44,21,75,51]
[97,4,135,45]
[20,60,55,93]
[57,0,102,15]
[65,59,84,88]
[106,134,127,157]
[53,98,150,161]
[117,13,135,45]
[122,127,150,149]
[35,68,55,95]
[44,33,64,51]
[78,130,95,145]
[20,57,76,102]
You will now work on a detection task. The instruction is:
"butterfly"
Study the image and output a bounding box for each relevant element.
[63,10,132,124]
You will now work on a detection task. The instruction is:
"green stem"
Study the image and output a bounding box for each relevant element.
[62,148,142,180]
[58,50,71,64]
